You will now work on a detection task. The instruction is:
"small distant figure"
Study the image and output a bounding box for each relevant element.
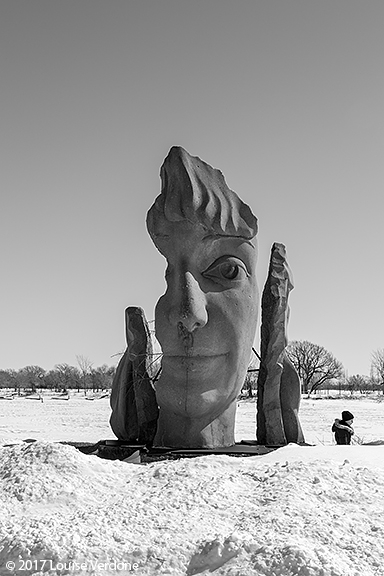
[332,410,354,445]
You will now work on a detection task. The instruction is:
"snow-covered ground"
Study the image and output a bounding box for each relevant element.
[236,395,384,446]
[1,395,384,575]
[1,393,384,446]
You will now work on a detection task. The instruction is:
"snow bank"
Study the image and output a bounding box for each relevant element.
[259,442,384,470]
[1,442,384,575]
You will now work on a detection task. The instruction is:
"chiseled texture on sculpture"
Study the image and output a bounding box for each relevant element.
[147,146,257,245]
[110,307,158,444]
[256,243,304,445]
[147,146,258,448]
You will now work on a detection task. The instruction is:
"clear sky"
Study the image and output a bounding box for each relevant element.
[1,0,383,376]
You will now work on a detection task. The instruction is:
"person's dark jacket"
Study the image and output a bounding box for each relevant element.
[332,419,354,445]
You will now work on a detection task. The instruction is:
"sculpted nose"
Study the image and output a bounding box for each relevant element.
[169,271,208,332]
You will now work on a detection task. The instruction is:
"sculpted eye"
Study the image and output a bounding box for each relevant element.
[219,262,240,279]
[203,257,249,284]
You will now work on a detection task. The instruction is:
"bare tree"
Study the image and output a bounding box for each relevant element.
[346,374,368,395]
[44,369,62,391]
[371,349,384,394]
[18,365,46,393]
[0,369,18,391]
[286,340,344,395]
[54,364,81,392]
[89,364,115,392]
[76,355,93,394]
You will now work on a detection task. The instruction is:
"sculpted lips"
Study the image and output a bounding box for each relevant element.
[161,353,229,377]
[163,353,228,360]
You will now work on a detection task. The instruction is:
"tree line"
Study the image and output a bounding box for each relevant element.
[286,341,384,395]
[243,341,384,396]
[2,344,384,397]
[0,358,116,393]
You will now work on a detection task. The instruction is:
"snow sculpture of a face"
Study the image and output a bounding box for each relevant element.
[147,147,258,448]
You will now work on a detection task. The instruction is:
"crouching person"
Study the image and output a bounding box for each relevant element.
[332,410,354,445]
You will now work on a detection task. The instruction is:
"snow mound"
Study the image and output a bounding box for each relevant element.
[1,442,384,575]
[0,441,136,503]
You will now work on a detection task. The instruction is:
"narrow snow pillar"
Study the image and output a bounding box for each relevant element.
[110,306,159,444]
[256,243,304,445]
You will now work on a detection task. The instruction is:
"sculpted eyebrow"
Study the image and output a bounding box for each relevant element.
[202,233,255,248]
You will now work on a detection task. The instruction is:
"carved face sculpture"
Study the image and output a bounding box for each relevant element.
[147,147,258,447]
